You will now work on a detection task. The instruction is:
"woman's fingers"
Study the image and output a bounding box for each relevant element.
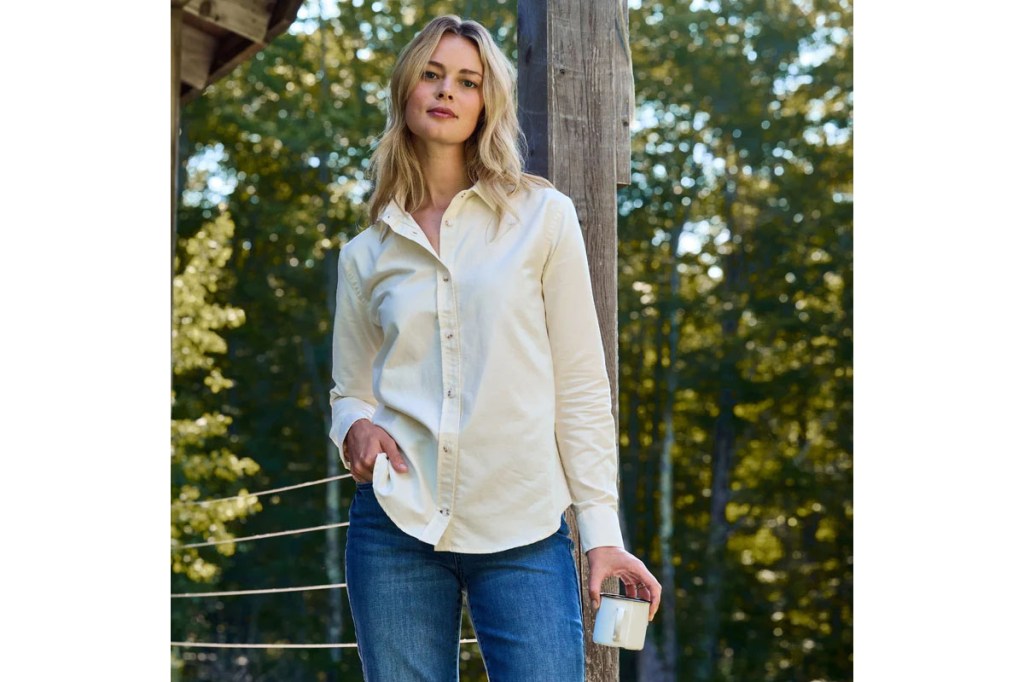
[585,546,664,622]
[348,423,409,480]
[364,426,407,473]
[353,454,373,484]
[352,449,382,484]
[615,560,662,621]
[635,568,662,621]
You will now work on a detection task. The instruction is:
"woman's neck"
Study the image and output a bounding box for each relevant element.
[412,140,473,212]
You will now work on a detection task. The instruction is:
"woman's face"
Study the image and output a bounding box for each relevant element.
[404,33,485,148]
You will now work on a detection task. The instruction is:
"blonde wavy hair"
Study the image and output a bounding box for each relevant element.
[366,15,552,226]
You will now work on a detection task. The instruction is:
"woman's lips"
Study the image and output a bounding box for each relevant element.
[428,108,456,118]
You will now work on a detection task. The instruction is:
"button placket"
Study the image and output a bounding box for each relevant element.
[440,192,468,236]
[435,260,461,529]
[432,195,468,544]
[432,218,464,532]
[383,209,446,264]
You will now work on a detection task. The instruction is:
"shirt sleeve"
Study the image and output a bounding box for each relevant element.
[541,194,625,553]
[329,244,383,471]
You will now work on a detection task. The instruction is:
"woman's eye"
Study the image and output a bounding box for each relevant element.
[424,70,438,79]
[462,80,479,89]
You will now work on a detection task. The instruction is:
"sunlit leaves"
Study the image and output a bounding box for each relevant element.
[172,212,246,383]
[171,210,259,583]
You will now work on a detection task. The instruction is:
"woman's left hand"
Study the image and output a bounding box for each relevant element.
[585,547,662,622]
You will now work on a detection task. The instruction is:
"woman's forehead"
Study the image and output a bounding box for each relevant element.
[428,33,483,74]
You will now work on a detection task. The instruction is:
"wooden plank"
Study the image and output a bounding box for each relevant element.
[180,23,217,90]
[519,2,621,680]
[184,0,273,44]
[614,0,635,186]
[181,0,303,104]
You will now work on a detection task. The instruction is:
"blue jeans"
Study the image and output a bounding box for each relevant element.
[345,482,585,681]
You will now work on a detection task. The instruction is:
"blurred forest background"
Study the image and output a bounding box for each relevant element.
[171,0,852,680]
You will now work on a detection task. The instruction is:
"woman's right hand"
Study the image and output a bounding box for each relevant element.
[344,419,409,483]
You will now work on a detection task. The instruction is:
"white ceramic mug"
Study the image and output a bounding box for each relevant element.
[592,593,650,650]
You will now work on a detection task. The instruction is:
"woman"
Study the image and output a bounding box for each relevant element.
[329,15,661,681]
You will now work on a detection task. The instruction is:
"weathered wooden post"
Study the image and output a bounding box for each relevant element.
[518,1,635,679]
[171,0,186,270]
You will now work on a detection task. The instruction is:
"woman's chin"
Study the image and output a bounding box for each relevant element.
[413,131,473,148]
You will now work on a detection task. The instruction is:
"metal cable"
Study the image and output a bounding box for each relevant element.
[172,582,347,599]
[175,474,353,508]
[170,639,480,649]
[173,521,350,550]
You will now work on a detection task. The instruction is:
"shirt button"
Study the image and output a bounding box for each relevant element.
[440,508,450,516]
[444,219,452,226]
[442,274,450,282]
[443,444,451,453]
[447,388,455,398]
[446,332,454,339]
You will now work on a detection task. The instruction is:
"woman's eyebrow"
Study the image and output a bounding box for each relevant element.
[427,60,482,78]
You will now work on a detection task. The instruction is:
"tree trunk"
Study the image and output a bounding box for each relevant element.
[639,220,686,682]
[696,360,737,682]
[641,306,668,555]
[695,158,743,682]
[621,339,641,550]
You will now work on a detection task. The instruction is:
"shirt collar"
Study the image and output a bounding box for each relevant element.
[377,184,498,243]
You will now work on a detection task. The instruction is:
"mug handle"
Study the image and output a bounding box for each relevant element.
[613,606,628,642]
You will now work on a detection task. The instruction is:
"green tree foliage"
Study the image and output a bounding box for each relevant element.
[617,1,852,680]
[172,210,260,584]
[172,0,851,680]
[170,209,266,680]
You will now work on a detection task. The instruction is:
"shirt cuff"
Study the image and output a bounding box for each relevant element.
[575,504,625,554]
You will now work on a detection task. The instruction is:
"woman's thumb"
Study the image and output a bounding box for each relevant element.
[385,442,408,473]
[589,576,603,611]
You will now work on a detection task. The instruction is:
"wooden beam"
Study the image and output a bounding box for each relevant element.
[614,0,635,187]
[183,0,274,45]
[519,2,624,680]
[180,0,304,104]
[180,23,217,90]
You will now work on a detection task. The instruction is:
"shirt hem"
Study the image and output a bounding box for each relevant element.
[374,492,572,555]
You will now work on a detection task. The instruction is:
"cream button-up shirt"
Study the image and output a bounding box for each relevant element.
[329,183,624,554]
